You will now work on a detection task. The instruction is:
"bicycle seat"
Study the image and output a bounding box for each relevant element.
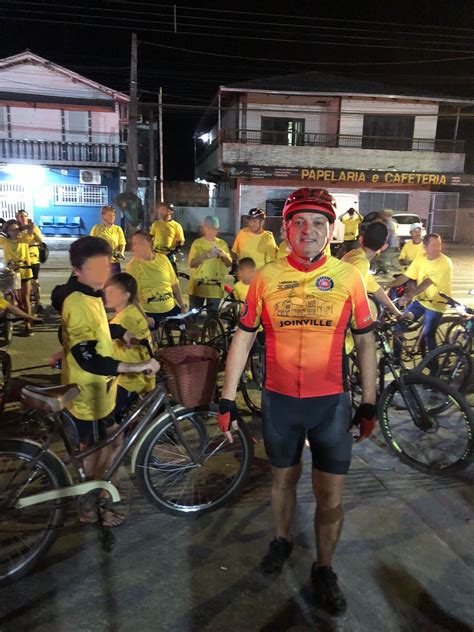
[21,384,80,413]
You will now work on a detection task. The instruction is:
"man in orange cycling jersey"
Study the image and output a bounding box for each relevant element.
[218,188,377,617]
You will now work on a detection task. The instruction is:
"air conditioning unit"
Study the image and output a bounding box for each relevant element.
[80,169,101,185]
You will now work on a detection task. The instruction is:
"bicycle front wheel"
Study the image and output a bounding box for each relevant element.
[379,374,474,474]
[0,439,69,585]
[240,345,264,415]
[415,344,472,394]
[135,406,254,516]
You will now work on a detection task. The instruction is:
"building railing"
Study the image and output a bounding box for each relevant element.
[0,139,124,164]
[218,129,465,153]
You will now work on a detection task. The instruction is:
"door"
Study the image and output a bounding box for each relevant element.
[429,192,459,241]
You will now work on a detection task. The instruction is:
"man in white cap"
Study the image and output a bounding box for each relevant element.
[399,222,424,267]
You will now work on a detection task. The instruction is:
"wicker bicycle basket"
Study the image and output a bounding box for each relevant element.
[158,344,220,407]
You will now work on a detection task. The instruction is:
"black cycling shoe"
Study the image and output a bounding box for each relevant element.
[260,537,293,575]
[311,564,347,616]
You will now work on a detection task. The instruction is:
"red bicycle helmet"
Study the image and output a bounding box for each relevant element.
[282,188,337,224]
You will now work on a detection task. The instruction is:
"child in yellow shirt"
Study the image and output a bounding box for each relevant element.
[104,272,156,422]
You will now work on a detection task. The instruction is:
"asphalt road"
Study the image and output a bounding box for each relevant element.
[0,243,473,631]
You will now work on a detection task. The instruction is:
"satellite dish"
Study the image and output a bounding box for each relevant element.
[113,192,143,227]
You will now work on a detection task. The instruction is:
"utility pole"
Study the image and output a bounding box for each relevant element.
[126,32,138,195]
[147,109,155,228]
[158,86,164,203]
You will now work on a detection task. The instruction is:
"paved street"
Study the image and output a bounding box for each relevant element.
[0,242,473,631]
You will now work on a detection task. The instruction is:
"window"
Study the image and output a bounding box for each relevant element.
[362,115,415,150]
[359,191,409,215]
[64,110,90,142]
[53,184,108,206]
[261,117,305,146]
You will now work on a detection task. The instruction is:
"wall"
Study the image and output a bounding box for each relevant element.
[222,143,465,172]
[9,106,62,141]
[164,181,209,206]
[90,109,120,143]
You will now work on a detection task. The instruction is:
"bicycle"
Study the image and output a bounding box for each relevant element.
[349,318,474,474]
[415,292,473,392]
[0,365,254,585]
[154,308,203,347]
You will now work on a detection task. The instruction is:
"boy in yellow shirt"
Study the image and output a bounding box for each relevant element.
[90,205,126,274]
[188,215,232,315]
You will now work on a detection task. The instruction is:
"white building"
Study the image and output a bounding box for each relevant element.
[195,71,474,240]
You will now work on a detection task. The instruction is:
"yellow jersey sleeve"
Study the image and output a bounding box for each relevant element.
[174,221,185,244]
[0,297,9,310]
[116,226,126,251]
[264,232,278,264]
[233,281,250,303]
[405,257,421,281]
[231,231,241,256]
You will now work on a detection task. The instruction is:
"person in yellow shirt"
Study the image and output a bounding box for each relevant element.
[0,219,34,333]
[399,222,424,267]
[127,230,185,329]
[0,268,41,325]
[149,203,185,272]
[16,209,45,313]
[90,205,126,274]
[189,215,232,315]
[341,208,363,248]
[104,272,156,422]
[50,236,159,526]
[232,208,277,269]
[232,257,256,304]
[388,233,453,359]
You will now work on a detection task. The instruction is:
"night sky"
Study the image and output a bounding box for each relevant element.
[1,0,473,179]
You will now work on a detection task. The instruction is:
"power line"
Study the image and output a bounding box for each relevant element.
[2,7,474,53]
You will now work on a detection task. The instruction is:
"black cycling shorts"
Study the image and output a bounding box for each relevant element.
[261,390,352,474]
[67,413,116,447]
[31,264,40,280]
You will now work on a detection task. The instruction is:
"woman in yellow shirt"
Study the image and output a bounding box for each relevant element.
[90,205,126,274]
[127,230,185,329]
[104,272,156,422]
[0,219,34,333]
[188,215,232,315]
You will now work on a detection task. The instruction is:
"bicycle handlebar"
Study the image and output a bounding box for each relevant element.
[438,292,474,315]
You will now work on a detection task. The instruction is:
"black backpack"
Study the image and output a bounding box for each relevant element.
[39,242,49,264]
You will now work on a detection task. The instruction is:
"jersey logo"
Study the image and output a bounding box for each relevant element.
[315,276,334,292]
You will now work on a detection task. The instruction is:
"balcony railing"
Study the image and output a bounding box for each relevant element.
[219,129,465,153]
[0,139,124,164]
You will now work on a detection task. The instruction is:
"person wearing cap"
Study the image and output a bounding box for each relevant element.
[217,187,377,616]
[340,207,363,251]
[399,222,424,267]
[188,215,232,315]
[232,208,277,270]
[90,205,126,275]
[150,202,185,269]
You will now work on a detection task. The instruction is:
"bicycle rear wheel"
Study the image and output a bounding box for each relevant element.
[135,406,253,516]
[240,344,264,415]
[379,374,474,474]
[0,439,69,584]
[415,344,472,394]
[0,351,12,414]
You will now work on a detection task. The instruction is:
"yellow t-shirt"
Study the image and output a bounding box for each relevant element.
[277,240,331,259]
[127,254,177,314]
[342,215,362,241]
[0,236,32,280]
[61,291,117,421]
[399,240,423,264]
[405,253,453,313]
[110,303,155,394]
[150,220,185,253]
[90,224,126,263]
[188,237,231,299]
[342,247,381,294]
[232,228,277,269]
[233,280,250,303]
[20,226,43,265]
[0,297,9,311]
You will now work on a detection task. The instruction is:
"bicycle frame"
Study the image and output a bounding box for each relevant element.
[4,383,203,511]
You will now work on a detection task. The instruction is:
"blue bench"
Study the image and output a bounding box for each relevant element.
[39,216,83,236]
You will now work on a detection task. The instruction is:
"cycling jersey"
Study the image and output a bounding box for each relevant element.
[150,219,185,253]
[61,287,118,421]
[240,254,374,398]
[405,252,453,313]
[0,297,9,311]
[110,303,155,395]
[399,239,423,264]
[341,216,362,241]
[127,254,177,314]
[20,226,43,265]
[232,228,277,269]
[90,224,126,263]
[0,236,32,280]
[342,247,381,294]
[188,237,231,299]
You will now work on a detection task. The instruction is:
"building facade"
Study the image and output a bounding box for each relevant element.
[195,72,474,241]
[0,51,129,234]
